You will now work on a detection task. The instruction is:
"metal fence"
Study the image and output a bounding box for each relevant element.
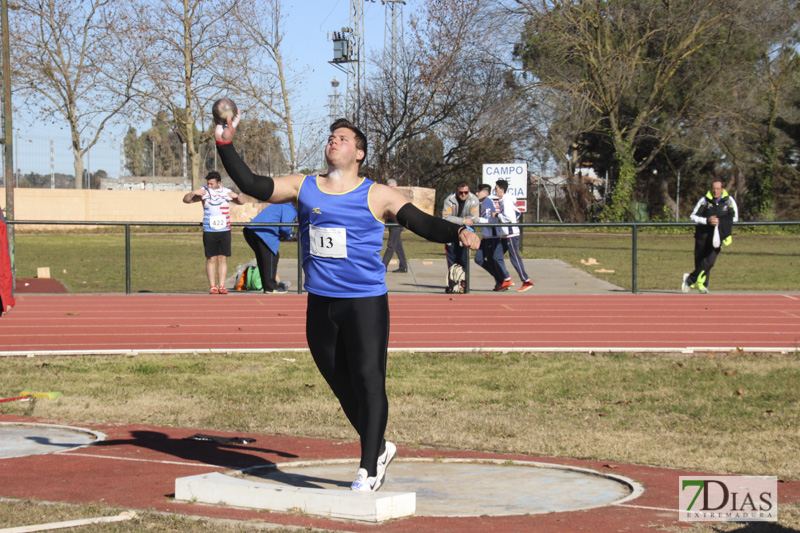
[5,220,800,294]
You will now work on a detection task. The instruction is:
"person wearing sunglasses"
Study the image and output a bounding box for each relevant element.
[441,181,479,272]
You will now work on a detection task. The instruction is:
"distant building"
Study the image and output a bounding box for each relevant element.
[99,175,189,191]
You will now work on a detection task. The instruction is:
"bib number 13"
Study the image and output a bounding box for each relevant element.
[309,225,347,258]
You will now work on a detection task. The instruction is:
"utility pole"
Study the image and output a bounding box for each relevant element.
[383,0,404,84]
[382,0,404,178]
[330,0,374,127]
[351,0,365,126]
[328,77,342,123]
[1,0,14,273]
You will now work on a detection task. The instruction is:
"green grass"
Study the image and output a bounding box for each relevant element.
[14,230,264,293]
[518,229,800,291]
[12,228,800,293]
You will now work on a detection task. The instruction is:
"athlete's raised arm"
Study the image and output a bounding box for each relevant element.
[214,111,303,204]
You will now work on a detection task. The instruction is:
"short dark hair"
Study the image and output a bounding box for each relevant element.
[330,118,367,166]
[479,184,492,194]
[456,181,470,190]
[205,171,221,183]
[495,179,509,193]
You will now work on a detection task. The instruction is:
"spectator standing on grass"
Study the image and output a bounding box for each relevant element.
[183,171,244,294]
[494,179,534,292]
[215,111,480,492]
[381,179,408,273]
[441,181,479,270]
[244,202,297,293]
[681,178,738,294]
[474,184,511,291]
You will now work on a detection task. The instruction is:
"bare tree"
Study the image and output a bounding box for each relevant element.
[11,0,140,188]
[224,0,304,173]
[721,2,800,218]
[363,0,526,203]
[131,0,237,188]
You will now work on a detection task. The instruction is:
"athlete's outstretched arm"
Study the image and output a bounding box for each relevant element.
[373,184,480,249]
[397,203,479,248]
[215,113,302,203]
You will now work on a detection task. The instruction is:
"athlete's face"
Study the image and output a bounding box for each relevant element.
[711,181,723,200]
[326,128,364,168]
[207,178,222,190]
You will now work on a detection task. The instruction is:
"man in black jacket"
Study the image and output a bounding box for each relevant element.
[682,179,739,294]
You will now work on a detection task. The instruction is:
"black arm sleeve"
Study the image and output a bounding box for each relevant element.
[217,143,274,202]
[396,203,463,244]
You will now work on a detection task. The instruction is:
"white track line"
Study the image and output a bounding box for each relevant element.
[1,346,797,357]
[616,503,678,513]
[0,511,136,533]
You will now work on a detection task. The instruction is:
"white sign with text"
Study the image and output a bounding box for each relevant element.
[482,163,528,212]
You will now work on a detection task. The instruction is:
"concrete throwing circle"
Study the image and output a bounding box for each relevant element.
[0,423,106,459]
[239,458,643,517]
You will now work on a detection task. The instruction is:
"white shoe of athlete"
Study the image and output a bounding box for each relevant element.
[375,441,397,490]
[351,468,379,492]
[681,273,691,293]
[351,442,398,492]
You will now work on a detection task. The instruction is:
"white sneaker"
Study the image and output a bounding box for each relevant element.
[681,273,690,293]
[375,441,397,490]
[350,468,378,492]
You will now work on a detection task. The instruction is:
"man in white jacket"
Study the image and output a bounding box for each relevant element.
[493,179,533,292]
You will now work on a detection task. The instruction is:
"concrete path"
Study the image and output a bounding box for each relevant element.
[268,258,625,295]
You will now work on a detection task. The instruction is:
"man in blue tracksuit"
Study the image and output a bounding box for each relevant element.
[682,179,739,294]
[474,184,510,290]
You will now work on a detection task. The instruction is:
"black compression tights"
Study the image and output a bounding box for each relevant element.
[306,293,390,477]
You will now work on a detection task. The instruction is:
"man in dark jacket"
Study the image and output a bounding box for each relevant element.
[682,179,739,294]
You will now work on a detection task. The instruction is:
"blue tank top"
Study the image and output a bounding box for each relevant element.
[297,175,386,297]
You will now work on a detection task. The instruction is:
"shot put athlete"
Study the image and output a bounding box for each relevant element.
[214,108,480,492]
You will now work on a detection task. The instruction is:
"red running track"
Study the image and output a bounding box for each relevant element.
[1,293,799,354]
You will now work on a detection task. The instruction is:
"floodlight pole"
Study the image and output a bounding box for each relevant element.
[1,0,14,272]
